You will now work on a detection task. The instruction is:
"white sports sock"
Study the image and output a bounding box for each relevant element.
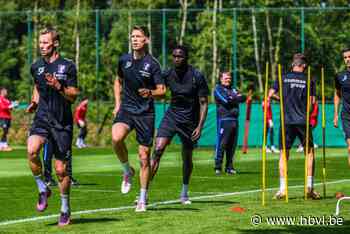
[60,194,70,213]
[139,188,147,203]
[121,162,131,175]
[34,175,47,193]
[181,184,189,197]
[307,176,313,189]
[279,177,286,193]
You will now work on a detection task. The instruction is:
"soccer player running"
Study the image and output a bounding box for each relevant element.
[0,88,18,151]
[214,71,246,175]
[112,26,166,212]
[334,48,350,170]
[150,45,209,204]
[26,27,79,226]
[269,53,320,200]
[74,97,89,148]
[262,97,279,153]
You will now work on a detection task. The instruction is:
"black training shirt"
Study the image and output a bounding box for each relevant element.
[31,57,77,127]
[335,70,350,120]
[117,53,163,114]
[163,65,209,124]
[214,84,246,120]
[273,71,316,125]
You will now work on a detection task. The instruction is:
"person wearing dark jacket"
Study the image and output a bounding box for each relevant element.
[214,71,246,175]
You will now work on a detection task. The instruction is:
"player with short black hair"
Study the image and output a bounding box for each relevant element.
[112,25,166,212]
[26,27,79,226]
[269,53,320,200]
[214,71,246,175]
[334,47,350,169]
[150,45,209,204]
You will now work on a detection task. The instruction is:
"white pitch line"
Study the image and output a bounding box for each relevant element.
[0,179,348,227]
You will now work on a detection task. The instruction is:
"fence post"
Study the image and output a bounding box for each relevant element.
[232,8,237,88]
[27,10,33,102]
[162,9,167,69]
[300,7,305,53]
[95,9,100,122]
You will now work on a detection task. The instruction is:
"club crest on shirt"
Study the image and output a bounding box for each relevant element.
[37,66,45,75]
[125,61,132,69]
[57,65,66,74]
[143,63,151,71]
[342,74,348,82]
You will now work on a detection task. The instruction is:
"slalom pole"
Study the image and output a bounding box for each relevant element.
[305,66,311,200]
[278,64,288,202]
[262,62,269,206]
[321,66,327,198]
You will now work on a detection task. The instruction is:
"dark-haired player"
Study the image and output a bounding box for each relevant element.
[26,27,79,226]
[334,48,350,168]
[112,26,166,212]
[269,53,320,200]
[214,71,246,175]
[150,45,209,204]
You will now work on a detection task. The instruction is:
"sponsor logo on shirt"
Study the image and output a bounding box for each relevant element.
[342,75,347,82]
[140,63,151,78]
[57,65,66,74]
[37,67,45,75]
[143,63,150,71]
[125,61,132,69]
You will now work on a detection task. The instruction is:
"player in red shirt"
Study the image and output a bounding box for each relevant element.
[0,88,18,151]
[262,97,279,153]
[296,100,319,152]
[74,97,88,148]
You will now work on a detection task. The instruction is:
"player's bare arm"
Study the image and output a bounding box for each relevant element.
[26,85,39,113]
[191,96,208,141]
[334,88,341,128]
[45,73,79,103]
[138,84,166,99]
[268,88,280,101]
[113,76,122,116]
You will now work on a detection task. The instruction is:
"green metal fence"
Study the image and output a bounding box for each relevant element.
[1,7,349,126]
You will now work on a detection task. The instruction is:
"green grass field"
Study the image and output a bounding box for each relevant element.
[0,146,350,233]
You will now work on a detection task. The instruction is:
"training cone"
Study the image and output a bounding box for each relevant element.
[230,206,246,213]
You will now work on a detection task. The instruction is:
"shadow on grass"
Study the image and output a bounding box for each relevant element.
[192,200,238,205]
[72,183,99,186]
[47,217,120,226]
[235,171,259,175]
[238,220,350,234]
[148,207,200,212]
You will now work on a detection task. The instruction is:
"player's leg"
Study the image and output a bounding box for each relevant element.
[80,125,88,147]
[298,126,320,199]
[0,119,12,151]
[225,120,238,174]
[55,159,71,226]
[180,145,193,204]
[347,139,350,168]
[214,119,225,174]
[341,117,350,167]
[150,137,171,180]
[275,125,293,199]
[43,140,56,186]
[53,129,74,226]
[112,121,133,194]
[134,113,155,212]
[27,134,51,211]
[269,120,279,153]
